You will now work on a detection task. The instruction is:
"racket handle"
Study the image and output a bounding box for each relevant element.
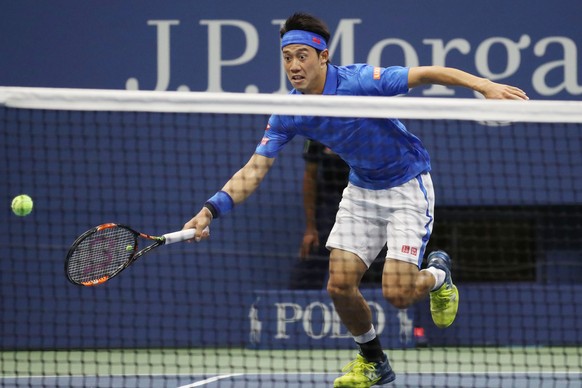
[163,227,209,245]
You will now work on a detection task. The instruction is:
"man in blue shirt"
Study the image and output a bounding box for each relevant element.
[183,12,529,387]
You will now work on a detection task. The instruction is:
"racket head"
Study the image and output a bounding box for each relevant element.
[65,223,140,286]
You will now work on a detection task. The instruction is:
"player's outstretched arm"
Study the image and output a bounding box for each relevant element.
[183,153,275,241]
[408,66,528,100]
[222,153,275,204]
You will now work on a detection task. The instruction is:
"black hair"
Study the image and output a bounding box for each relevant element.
[280,12,331,62]
[280,12,331,44]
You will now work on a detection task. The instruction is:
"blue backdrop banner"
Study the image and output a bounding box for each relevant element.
[1,0,580,100]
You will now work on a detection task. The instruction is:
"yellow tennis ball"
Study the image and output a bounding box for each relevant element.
[11,194,34,217]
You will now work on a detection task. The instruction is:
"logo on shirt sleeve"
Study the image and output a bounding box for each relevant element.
[265,123,271,131]
[260,136,269,145]
[373,67,381,80]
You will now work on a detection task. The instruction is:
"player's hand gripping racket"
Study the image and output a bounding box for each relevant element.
[65,223,206,286]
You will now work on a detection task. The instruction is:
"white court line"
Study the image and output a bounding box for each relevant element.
[177,373,244,387]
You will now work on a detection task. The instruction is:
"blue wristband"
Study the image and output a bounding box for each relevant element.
[205,191,234,218]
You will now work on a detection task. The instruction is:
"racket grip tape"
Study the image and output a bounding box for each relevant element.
[163,227,208,245]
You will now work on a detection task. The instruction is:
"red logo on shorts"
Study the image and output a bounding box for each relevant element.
[401,245,418,256]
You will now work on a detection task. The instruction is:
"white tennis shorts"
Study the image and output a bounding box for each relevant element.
[326,173,435,268]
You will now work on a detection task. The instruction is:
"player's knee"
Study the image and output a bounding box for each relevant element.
[382,286,413,309]
[326,278,356,300]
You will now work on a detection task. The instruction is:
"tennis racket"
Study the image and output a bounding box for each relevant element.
[65,223,206,286]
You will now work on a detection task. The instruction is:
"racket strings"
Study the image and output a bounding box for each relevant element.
[67,227,136,283]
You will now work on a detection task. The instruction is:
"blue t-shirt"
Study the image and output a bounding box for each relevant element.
[255,64,431,190]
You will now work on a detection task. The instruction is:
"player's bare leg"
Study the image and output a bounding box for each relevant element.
[328,248,395,387]
[383,253,459,329]
[327,248,370,335]
[381,259,436,308]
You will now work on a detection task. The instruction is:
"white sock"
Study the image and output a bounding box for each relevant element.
[352,325,376,344]
[426,266,446,291]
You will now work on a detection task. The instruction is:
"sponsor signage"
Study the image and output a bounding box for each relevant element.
[248,290,417,349]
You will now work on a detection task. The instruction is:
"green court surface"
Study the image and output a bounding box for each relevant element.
[2,346,581,386]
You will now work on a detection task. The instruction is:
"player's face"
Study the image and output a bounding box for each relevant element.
[282,44,328,94]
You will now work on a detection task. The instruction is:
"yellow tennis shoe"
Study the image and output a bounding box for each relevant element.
[428,250,459,328]
[333,353,395,387]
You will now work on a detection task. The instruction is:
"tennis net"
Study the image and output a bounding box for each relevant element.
[1,86,582,387]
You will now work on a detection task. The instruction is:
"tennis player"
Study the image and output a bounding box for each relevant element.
[183,12,529,387]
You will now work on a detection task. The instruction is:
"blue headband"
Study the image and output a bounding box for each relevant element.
[281,30,328,51]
